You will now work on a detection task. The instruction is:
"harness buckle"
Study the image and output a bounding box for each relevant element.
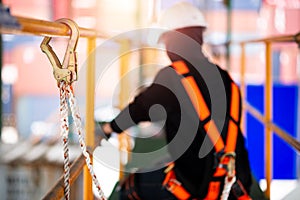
[165,178,182,192]
[214,151,236,178]
[40,18,79,85]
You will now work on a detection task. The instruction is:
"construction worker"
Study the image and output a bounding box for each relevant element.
[101,2,252,199]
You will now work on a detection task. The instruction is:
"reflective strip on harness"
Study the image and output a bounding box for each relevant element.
[181,76,210,120]
[213,167,227,177]
[204,120,225,153]
[204,181,221,200]
[172,60,190,75]
[225,83,240,153]
[230,83,240,122]
[163,169,191,200]
[238,194,252,200]
[225,120,238,153]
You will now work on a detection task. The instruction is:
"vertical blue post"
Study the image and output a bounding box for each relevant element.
[297,44,300,180]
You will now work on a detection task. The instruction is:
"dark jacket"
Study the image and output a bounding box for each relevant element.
[109,56,252,198]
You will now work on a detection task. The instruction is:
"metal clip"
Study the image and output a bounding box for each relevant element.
[220,152,236,178]
[40,18,79,84]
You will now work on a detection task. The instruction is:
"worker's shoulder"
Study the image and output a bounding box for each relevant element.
[156,65,178,77]
[152,66,179,85]
[214,64,234,82]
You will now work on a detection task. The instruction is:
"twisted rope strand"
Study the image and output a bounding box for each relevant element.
[60,82,71,200]
[66,85,106,200]
[221,176,236,200]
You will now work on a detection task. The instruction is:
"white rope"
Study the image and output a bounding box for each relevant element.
[59,82,70,200]
[64,83,106,200]
[220,175,236,200]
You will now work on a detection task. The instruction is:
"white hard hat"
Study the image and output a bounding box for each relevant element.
[159,2,207,30]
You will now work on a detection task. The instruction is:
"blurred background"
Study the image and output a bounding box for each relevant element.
[0,0,299,199]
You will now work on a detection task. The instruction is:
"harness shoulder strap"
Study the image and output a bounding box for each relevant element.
[172,60,241,154]
[173,61,225,153]
[226,82,240,153]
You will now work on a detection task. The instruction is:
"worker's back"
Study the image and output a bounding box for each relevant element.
[151,58,252,198]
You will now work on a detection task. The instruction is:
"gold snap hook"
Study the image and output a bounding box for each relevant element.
[40,18,79,85]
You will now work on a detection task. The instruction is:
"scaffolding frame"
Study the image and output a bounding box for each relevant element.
[239,32,300,198]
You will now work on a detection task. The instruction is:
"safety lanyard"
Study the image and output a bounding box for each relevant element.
[41,18,106,200]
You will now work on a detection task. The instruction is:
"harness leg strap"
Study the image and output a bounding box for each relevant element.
[163,169,191,200]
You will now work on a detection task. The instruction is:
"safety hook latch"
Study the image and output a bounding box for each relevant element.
[40,18,79,84]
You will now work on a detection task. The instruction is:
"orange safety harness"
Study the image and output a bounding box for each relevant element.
[162,60,251,200]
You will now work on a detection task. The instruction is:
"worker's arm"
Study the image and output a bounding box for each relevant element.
[101,67,179,137]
